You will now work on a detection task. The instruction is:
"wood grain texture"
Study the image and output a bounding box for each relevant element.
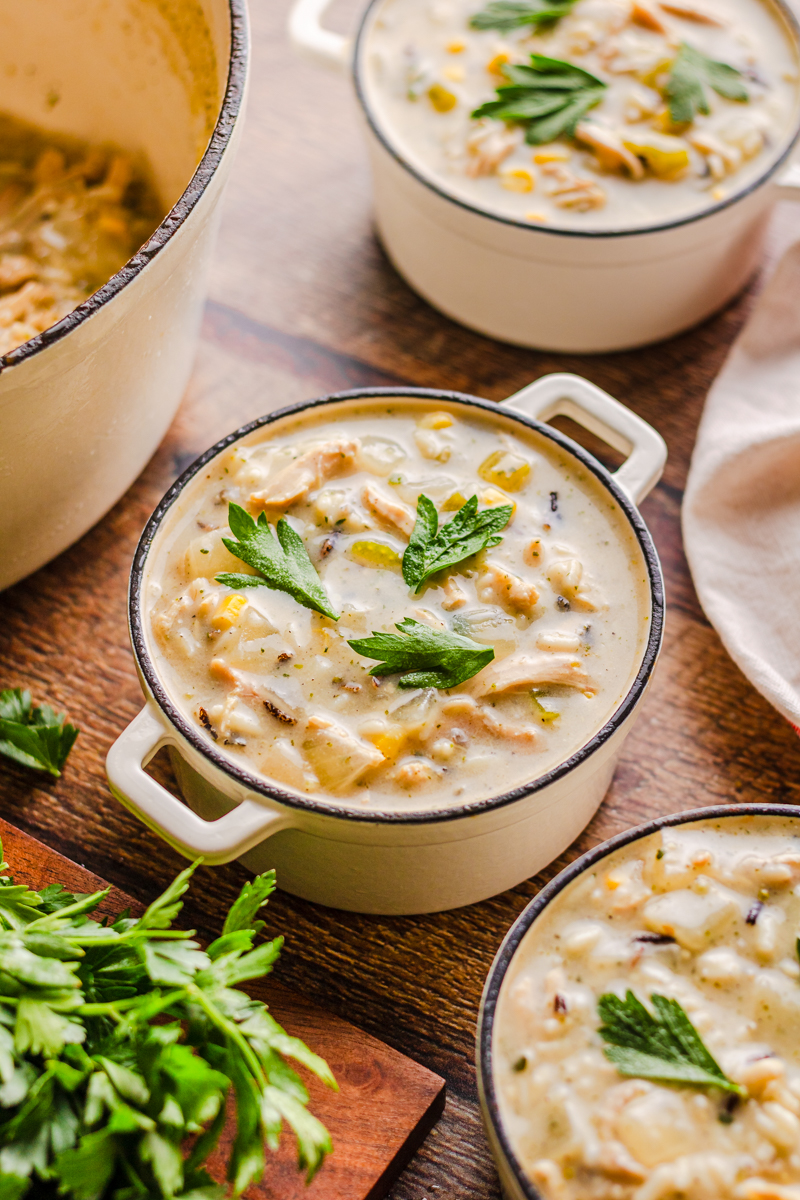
[0,818,445,1200]
[1,0,800,1196]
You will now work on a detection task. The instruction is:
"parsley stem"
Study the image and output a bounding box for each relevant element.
[187,982,268,1089]
[77,989,187,1016]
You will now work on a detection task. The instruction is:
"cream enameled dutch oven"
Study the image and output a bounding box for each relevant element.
[0,0,248,591]
[475,802,800,1200]
[106,373,666,915]
[288,0,800,353]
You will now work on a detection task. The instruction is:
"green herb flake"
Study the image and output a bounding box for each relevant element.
[472,54,607,144]
[598,990,744,1095]
[216,502,338,619]
[665,42,749,125]
[348,617,494,689]
[402,494,513,593]
[470,0,576,32]
[0,840,335,1198]
[0,689,78,778]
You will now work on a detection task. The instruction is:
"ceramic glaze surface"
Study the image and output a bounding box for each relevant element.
[494,815,800,1199]
[361,0,800,229]
[144,399,651,812]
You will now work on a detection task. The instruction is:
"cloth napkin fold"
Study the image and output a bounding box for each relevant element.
[682,240,800,732]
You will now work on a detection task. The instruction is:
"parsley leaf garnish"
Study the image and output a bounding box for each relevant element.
[0,689,78,778]
[0,841,335,1198]
[402,494,513,593]
[598,990,744,1095]
[472,54,607,143]
[348,617,494,689]
[470,0,577,32]
[665,42,749,125]
[216,501,338,620]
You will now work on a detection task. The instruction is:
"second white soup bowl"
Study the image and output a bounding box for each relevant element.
[107,373,666,915]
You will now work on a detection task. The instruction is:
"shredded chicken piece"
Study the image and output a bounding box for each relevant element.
[251,438,359,508]
[575,121,646,179]
[465,120,521,177]
[631,0,668,31]
[361,481,415,537]
[303,714,384,790]
[442,696,539,743]
[209,659,300,724]
[477,561,539,614]
[541,163,607,211]
[468,653,595,697]
[390,757,441,786]
[410,607,448,629]
[659,0,723,22]
[441,577,468,610]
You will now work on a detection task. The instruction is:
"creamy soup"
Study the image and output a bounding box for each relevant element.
[494,815,800,1199]
[145,400,651,812]
[360,0,800,230]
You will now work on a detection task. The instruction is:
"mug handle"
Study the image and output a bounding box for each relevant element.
[106,705,291,865]
[501,372,667,506]
[288,0,351,70]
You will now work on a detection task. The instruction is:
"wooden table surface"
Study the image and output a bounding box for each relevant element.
[2,3,800,1196]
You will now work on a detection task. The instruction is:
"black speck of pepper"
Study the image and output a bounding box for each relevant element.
[553,993,568,1014]
[633,932,676,945]
[512,1056,527,1073]
[550,491,558,512]
[719,1093,740,1124]
[556,595,570,611]
[746,900,764,925]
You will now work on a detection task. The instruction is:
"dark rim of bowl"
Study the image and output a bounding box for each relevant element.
[352,0,800,240]
[0,0,248,372]
[477,801,800,1200]
[129,385,664,825]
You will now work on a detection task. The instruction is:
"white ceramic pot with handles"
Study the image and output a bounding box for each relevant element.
[106,373,666,915]
[0,0,248,591]
[288,0,800,353]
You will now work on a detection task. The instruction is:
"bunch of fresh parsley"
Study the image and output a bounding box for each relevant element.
[598,990,743,1095]
[216,503,338,620]
[665,43,749,125]
[348,617,493,689]
[470,0,577,32]
[0,689,78,778]
[472,55,607,144]
[0,847,335,1199]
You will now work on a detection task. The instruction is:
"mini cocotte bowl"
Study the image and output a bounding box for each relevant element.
[289,0,800,353]
[0,0,248,591]
[107,373,666,915]
[475,802,800,1200]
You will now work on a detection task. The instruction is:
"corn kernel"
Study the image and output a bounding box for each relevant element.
[712,186,726,200]
[211,594,247,631]
[525,211,549,223]
[348,541,402,570]
[442,491,467,512]
[478,449,531,492]
[419,411,454,430]
[447,39,466,52]
[640,57,674,89]
[486,52,509,75]
[622,132,690,178]
[481,487,516,521]
[500,168,534,193]
[443,64,465,82]
[428,83,457,112]
[533,148,570,164]
[651,106,690,135]
[364,725,408,758]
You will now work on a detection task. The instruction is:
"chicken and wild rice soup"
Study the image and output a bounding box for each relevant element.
[360,0,800,229]
[146,400,651,811]
[494,815,800,1200]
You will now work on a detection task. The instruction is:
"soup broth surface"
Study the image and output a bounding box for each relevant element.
[146,400,651,812]
[361,0,800,229]
[494,815,800,1198]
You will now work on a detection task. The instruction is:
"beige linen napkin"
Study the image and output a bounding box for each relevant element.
[682,240,800,733]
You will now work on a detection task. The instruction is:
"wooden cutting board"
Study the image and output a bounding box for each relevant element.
[0,817,445,1200]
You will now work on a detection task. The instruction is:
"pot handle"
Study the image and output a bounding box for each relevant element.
[106,705,291,865]
[288,0,351,70]
[501,372,666,506]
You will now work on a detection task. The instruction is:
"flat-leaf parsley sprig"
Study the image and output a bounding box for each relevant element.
[0,688,78,777]
[472,55,607,144]
[216,501,338,620]
[402,494,513,594]
[0,845,335,1199]
[665,43,749,124]
[348,617,494,689]
[470,0,577,33]
[598,990,744,1095]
